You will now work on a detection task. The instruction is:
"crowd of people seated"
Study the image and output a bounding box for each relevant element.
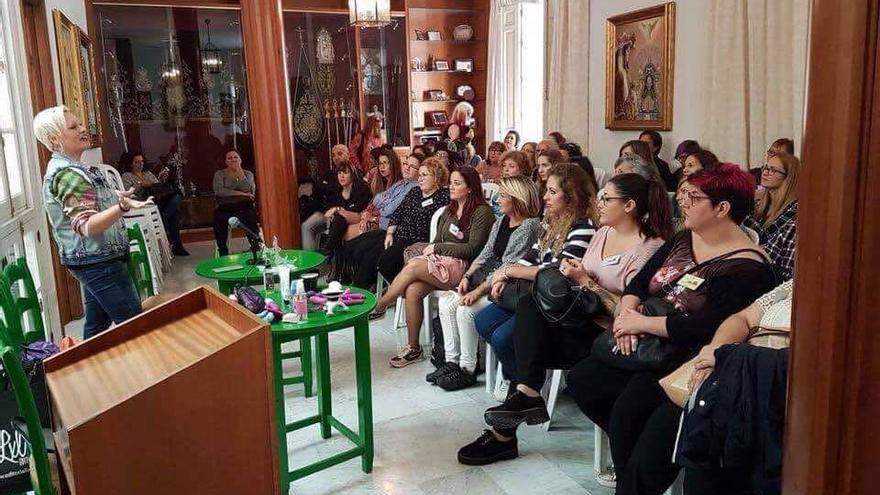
[297,125,798,495]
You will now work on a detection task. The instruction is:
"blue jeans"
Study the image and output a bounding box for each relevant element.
[70,258,142,339]
[475,302,516,380]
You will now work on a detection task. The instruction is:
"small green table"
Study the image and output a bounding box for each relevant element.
[266,287,376,490]
[194,249,325,295]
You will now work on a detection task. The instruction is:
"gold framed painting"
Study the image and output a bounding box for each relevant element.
[52,9,102,145]
[605,3,675,131]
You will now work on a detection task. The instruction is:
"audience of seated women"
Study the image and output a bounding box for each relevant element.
[315,162,373,256]
[674,139,702,182]
[566,165,777,495]
[504,130,520,151]
[212,149,259,256]
[458,172,672,466]
[680,148,720,180]
[477,141,507,183]
[475,163,598,400]
[536,139,561,156]
[619,140,665,185]
[433,176,543,391]
[613,155,659,184]
[639,130,677,192]
[349,114,384,176]
[548,131,567,145]
[751,137,795,183]
[375,157,451,285]
[371,166,495,368]
[744,152,800,280]
[535,149,565,198]
[120,151,187,255]
[342,148,418,287]
[521,142,538,167]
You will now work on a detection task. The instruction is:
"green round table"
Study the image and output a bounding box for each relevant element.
[264,287,377,489]
[194,249,325,295]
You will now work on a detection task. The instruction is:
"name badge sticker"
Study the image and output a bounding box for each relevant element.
[421,198,434,207]
[602,254,622,266]
[449,223,464,239]
[677,273,705,290]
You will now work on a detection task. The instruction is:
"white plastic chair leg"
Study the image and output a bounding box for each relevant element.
[542,369,564,431]
[420,296,432,347]
[485,344,497,394]
[665,472,684,495]
[594,424,612,474]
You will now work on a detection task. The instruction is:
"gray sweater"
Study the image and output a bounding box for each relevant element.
[432,204,495,260]
[213,169,255,205]
[468,216,544,285]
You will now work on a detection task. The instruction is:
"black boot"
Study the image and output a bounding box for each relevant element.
[457,430,518,466]
[484,390,549,429]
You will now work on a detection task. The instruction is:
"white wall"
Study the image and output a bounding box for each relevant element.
[43,0,102,165]
[587,0,707,174]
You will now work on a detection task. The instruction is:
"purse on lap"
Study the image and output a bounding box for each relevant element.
[530,266,603,328]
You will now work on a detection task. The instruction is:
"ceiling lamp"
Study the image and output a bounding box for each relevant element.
[160,39,181,82]
[201,19,222,74]
[349,0,391,28]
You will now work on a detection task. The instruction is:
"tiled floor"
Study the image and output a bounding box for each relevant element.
[65,239,613,495]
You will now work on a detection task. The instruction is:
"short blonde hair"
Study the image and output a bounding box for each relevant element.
[33,105,69,151]
[421,156,449,186]
[499,176,541,218]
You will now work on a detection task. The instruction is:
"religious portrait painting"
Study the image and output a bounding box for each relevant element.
[605,3,675,130]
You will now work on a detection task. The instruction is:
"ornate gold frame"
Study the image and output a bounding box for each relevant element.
[605,2,675,131]
[52,9,102,145]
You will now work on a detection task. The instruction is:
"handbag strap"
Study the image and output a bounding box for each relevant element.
[659,247,770,297]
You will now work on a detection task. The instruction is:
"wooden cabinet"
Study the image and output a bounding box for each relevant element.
[44,286,278,495]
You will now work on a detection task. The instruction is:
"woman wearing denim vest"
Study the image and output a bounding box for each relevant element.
[34,106,151,339]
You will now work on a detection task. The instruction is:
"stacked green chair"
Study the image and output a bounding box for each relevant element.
[1,258,45,345]
[127,224,155,299]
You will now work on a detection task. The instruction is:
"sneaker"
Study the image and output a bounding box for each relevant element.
[457,430,519,466]
[484,390,550,429]
[596,468,617,488]
[493,379,511,402]
[437,367,478,391]
[390,346,425,368]
[427,362,459,384]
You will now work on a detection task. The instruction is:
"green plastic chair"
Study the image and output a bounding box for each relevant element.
[2,258,45,344]
[0,336,55,494]
[0,273,26,349]
[127,224,155,298]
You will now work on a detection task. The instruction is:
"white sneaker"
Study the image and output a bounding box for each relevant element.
[596,468,617,488]
[493,379,510,402]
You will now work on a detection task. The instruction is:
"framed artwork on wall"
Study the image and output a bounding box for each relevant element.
[605,2,675,130]
[53,9,102,145]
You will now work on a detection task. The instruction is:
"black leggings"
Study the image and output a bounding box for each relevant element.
[513,294,601,391]
[567,355,682,495]
[213,203,259,256]
[345,229,387,289]
[377,239,414,282]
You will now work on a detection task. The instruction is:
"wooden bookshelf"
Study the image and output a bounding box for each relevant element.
[405,0,489,153]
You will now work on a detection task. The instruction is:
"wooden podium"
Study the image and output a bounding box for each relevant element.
[44,286,279,494]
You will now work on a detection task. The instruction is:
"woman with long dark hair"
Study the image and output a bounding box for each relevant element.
[370,166,494,368]
[119,151,187,255]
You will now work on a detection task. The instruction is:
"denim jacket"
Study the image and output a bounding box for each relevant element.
[42,153,129,266]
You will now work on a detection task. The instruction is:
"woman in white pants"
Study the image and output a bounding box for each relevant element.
[430,176,544,391]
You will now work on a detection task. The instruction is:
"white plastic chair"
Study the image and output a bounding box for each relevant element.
[541,369,565,431]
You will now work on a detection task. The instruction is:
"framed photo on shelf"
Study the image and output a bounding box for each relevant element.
[425,89,444,101]
[426,111,448,127]
[454,58,474,73]
[427,31,442,41]
[414,30,428,41]
[433,59,450,71]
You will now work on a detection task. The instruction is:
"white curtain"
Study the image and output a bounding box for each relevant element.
[544,0,591,147]
[486,0,504,148]
[701,0,810,168]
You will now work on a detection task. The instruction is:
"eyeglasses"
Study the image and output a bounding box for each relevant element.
[598,195,627,205]
[677,190,711,206]
[761,165,787,177]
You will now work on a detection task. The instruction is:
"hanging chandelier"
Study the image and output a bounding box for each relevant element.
[160,39,181,82]
[348,0,391,28]
[201,18,222,74]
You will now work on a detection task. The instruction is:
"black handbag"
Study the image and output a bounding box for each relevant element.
[531,266,603,328]
[491,278,531,312]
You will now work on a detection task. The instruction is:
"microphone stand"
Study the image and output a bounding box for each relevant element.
[246,235,263,265]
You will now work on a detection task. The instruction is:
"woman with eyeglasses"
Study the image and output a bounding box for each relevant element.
[565,165,777,494]
[457,173,671,466]
[341,149,419,288]
[743,153,800,280]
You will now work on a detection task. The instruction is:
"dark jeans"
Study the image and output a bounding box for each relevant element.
[377,238,414,282]
[345,229,386,289]
[213,202,259,256]
[158,193,183,248]
[513,295,601,391]
[684,466,752,495]
[323,213,348,253]
[69,258,142,339]
[475,302,516,380]
[567,355,681,495]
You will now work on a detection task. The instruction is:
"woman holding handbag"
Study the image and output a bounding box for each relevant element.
[474,163,598,400]
[432,176,543,391]
[369,166,494,368]
[457,173,672,465]
[565,165,777,494]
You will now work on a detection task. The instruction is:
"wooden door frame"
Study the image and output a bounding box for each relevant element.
[20,0,83,326]
[784,0,880,493]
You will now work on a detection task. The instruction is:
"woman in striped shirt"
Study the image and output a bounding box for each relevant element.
[474,163,599,400]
